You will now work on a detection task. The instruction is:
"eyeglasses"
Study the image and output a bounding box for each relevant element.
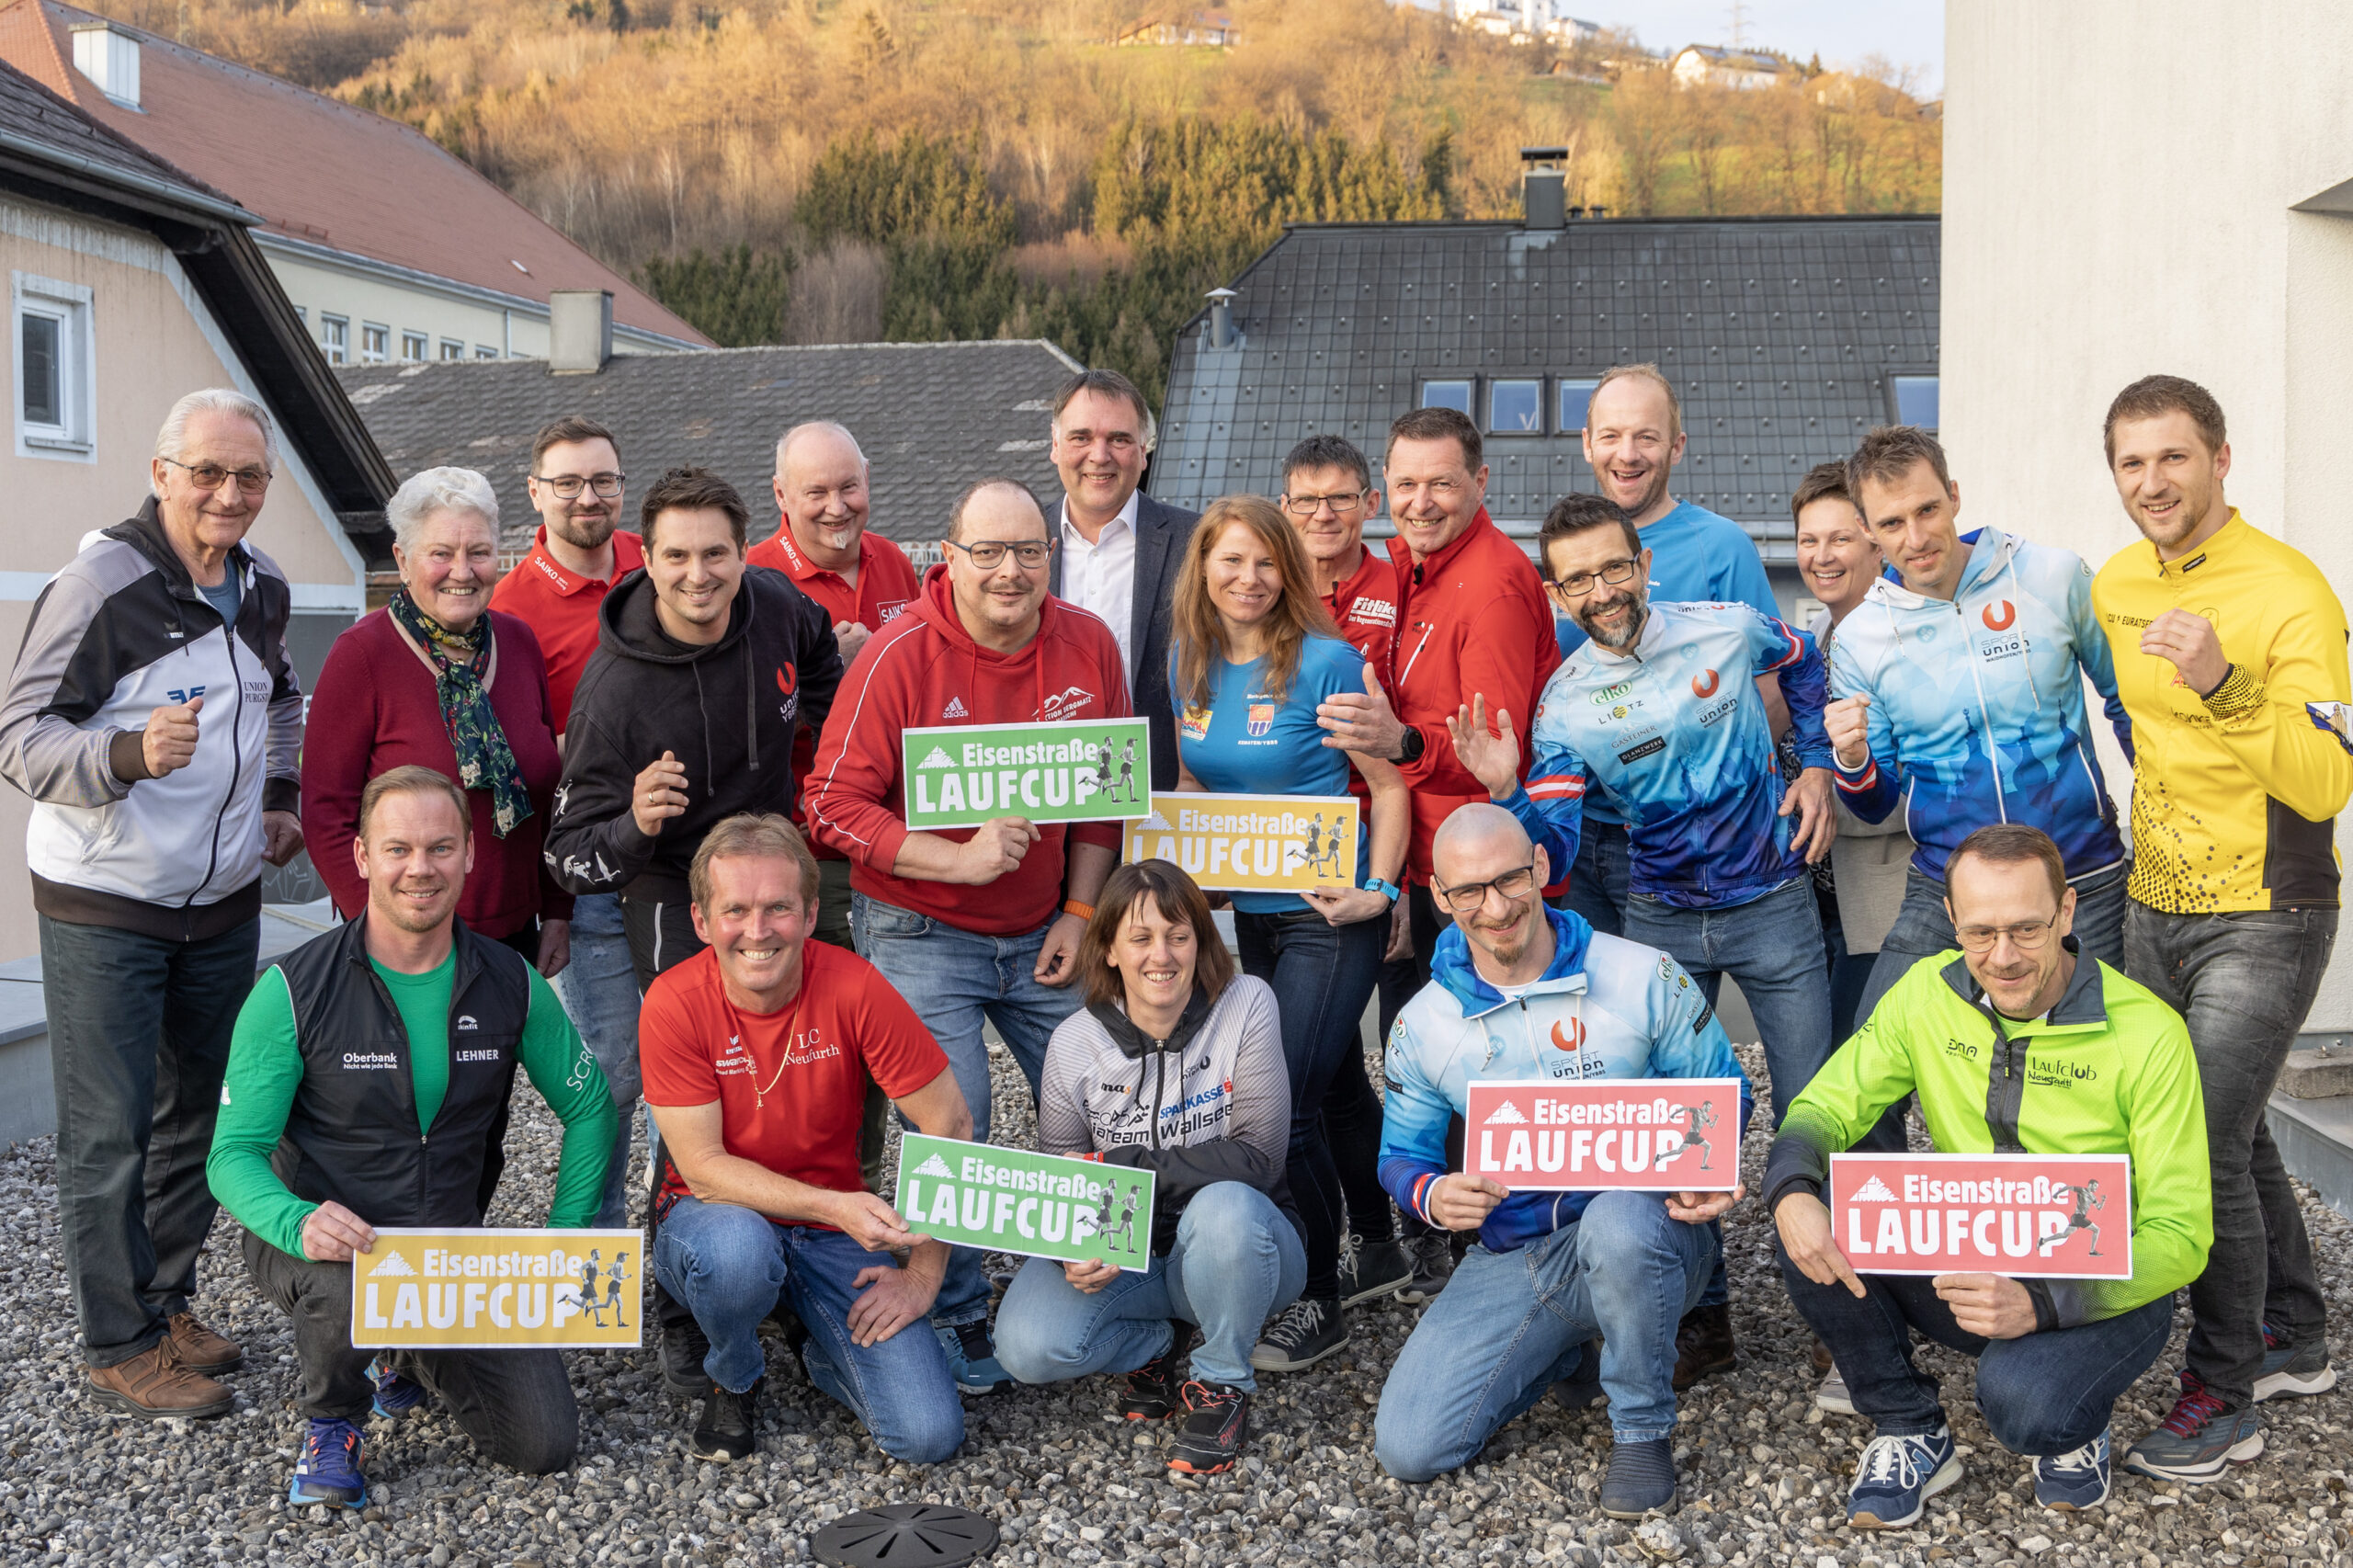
[1433,861,1539,915]
[1552,559,1641,597]
[160,456,272,494]
[1282,490,1369,517]
[1954,919,2055,954]
[532,472,626,499]
[944,538,1053,570]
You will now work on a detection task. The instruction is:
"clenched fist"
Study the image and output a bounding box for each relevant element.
[956,817,1040,884]
[1824,694,1872,772]
[140,694,203,778]
[631,751,689,837]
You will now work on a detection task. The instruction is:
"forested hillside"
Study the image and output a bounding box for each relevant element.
[81,0,1940,400]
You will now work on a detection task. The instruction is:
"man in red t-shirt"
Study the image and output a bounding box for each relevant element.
[642,813,972,1465]
[485,416,647,1232]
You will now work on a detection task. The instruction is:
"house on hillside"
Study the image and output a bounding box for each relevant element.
[0,0,710,363]
[0,55,392,962]
[1114,10,1238,47]
[337,324,1084,558]
[1671,44,1786,89]
[1151,166,1938,601]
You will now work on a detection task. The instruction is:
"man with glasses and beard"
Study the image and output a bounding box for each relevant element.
[1449,493,1837,1391]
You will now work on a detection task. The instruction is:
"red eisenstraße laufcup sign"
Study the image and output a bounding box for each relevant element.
[1462,1078,1743,1192]
[1829,1153,2132,1280]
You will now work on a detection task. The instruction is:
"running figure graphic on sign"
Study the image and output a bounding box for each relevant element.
[1115,739,1142,804]
[1654,1098,1720,1174]
[2040,1178,2107,1257]
[1104,1181,1144,1256]
[602,1251,632,1328]
[1089,742,1118,804]
[579,1249,607,1326]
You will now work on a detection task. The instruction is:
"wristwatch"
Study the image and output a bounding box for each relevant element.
[1396,726,1427,764]
[1362,877,1403,905]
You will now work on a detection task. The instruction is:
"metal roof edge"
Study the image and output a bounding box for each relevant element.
[335,336,1087,374]
[0,121,252,226]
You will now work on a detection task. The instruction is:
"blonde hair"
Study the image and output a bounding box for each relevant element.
[1170,495,1339,711]
[1592,362,1682,444]
[689,813,819,911]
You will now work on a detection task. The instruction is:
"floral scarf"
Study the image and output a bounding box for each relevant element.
[389,589,532,839]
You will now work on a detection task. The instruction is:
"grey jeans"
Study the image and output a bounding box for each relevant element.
[2123,901,2337,1408]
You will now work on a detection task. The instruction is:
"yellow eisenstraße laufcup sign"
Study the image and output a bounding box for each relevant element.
[1122,791,1361,893]
[348,1227,643,1350]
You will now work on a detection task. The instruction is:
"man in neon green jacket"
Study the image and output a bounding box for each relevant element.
[1765,824,2210,1529]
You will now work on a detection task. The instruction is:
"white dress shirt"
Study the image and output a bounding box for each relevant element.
[1058,488,1141,676]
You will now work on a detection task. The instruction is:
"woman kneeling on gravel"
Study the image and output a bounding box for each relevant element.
[994,859,1306,1475]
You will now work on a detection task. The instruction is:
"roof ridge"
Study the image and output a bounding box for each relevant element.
[335,336,1083,371]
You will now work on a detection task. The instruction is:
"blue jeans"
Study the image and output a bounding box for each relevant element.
[552,891,643,1229]
[1375,1191,1717,1478]
[1778,1237,2171,1453]
[1859,859,2131,1026]
[995,1182,1306,1393]
[652,1195,964,1463]
[1237,908,1385,1302]
[1559,820,1632,937]
[851,894,1083,1330]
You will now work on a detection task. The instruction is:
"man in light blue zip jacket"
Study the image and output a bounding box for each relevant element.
[1373,806,1753,1519]
[1826,426,2132,1019]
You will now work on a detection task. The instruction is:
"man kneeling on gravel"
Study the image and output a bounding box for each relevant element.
[207,767,618,1507]
[1371,805,1752,1517]
[1768,824,2211,1528]
[640,814,974,1465]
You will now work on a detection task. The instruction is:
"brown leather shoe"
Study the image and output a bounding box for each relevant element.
[1670,1302,1737,1391]
[168,1312,243,1375]
[1812,1335,1836,1375]
[87,1338,233,1419]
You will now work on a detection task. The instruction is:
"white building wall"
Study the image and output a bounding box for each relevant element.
[1943,0,2353,1032]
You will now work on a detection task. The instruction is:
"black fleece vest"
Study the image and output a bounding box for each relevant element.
[270,916,528,1229]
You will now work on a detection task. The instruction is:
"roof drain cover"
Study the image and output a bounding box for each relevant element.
[812,1504,1001,1567]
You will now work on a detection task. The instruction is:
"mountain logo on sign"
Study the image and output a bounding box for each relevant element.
[369,1250,417,1278]
[1139,809,1172,831]
[1853,1176,1898,1203]
[913,1153,955,1179]
[917,746,956,769]
[1484,1099,1528,1125]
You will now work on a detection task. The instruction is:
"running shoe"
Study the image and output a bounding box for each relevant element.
[690,1377,761,1463]
[1167,1381,1251,1475]
[2034,1428,2111,1511]
[1119,1329,1198,1421]
[1846,1425,1961,1528]
[2123,1372,2264,1483]
[288,1417,368,1509]
[367,1357,427,1420]
[942,1320,1011,1394]
[2254,1324,2337,1403]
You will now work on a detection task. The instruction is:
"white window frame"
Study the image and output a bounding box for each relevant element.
[360,322,390,364]
[400,330,427,363]
[438,338,465,361]
[319,312,349,366]
[14,271,95,461]
[474,344,498,359]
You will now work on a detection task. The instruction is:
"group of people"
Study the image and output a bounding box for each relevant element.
[2,360,2343,1534]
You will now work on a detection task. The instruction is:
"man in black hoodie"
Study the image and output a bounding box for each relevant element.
[545,467,841,989]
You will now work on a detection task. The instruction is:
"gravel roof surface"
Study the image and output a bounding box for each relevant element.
[3,1037,2349,1567]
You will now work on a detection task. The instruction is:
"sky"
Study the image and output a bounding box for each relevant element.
[1592,0,1944,93]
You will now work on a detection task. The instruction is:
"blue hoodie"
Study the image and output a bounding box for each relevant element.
[1379,904,1753,1253]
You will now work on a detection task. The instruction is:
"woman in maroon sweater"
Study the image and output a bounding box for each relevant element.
[303,466,572,971]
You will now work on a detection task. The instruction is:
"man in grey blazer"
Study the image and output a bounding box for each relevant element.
[1042,369,1198,792]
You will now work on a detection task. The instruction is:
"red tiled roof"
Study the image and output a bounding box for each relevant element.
[0,0,710,347]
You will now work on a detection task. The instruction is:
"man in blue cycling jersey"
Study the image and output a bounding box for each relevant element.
[1824,426,2131,1020]
[1450,492,1836,1389]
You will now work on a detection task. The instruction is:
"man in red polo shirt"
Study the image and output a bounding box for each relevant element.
[487,416,646,1229]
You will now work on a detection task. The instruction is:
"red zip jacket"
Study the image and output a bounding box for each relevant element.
[807,566,1131,935]
[1384,509,1561,884]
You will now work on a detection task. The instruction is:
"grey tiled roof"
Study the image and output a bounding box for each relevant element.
[335,338,1086,554]
[1157,215,1938,563]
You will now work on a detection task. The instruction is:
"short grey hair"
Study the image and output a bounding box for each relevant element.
[774,420,868,477]
[387,466,501,554]
[153,388,278,490]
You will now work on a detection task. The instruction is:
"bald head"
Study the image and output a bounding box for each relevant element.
[949,477,1047,543]
[776,420,867,477]
[1432,803,1552,980]
[773,421,870,569]
[1432,803,1533,885]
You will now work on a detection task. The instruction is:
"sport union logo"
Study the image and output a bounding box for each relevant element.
[913,1153,955,1179]
[1551,1018,1586,1052]
[1484,1098,1529,1125]
[1852,1175,1899,1203]
[1981,601,2017,631]
[369,1250,418,1278]
[1690,669,1721,699]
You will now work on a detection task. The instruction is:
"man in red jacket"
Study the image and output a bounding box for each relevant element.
[807,475,1124,1392]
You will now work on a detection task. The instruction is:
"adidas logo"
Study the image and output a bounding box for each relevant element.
[943,697,970,719]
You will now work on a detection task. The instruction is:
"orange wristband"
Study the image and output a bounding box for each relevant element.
[1062,900,1096,921]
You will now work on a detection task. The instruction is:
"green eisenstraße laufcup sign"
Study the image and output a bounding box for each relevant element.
[895,1134,1156,1272]
[901,717,1152,830]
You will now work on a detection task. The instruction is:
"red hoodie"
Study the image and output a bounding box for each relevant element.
[807,566,1132,934]
[1384,508,1562,884]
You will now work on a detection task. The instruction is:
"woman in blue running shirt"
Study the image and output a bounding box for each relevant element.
[1166,495,1409,1373]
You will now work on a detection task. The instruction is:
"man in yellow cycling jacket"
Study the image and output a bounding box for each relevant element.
[2091,375,2352,1484]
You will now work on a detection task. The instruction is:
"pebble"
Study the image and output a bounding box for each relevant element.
[0,1038,2348,1568]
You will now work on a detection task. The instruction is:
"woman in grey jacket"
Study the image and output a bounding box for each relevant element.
[994,859,1304,1475]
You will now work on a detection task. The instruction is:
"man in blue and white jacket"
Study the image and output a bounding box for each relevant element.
[1825,426,2131,1020]
[1373,805,1751,1519]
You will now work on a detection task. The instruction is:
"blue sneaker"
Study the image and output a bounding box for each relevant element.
[2034,1427,2111,1511]
[288,1417,368,1509]
[2123,1372,2264,1483]
[2255,1324,2336,1403]
[942,1320,1010,1393]
[1847,1425,1961,1529]
[367,1358,426,1420]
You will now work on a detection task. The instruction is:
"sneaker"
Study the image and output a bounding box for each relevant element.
[1167,1381,1251,1474]
[1251,1297,1347,1372]
[85,1339,233,1420]
[1816,1367,1856,1415]
[367,1358,427,1420]
[1812,1337,1836,1374]
[1549,1340,1607,1411]
[2123,1373,2264,1483]
[1395,1230,1456,1304]
[943,1320,1012,1394]
[1671,1302,1736,1391]
[2254,1324,2337,1403]
[1598,1437,1677,1519]
[1336,1233,1414,1307]
[2034,1428,2112,1511]
[167,1312,243,1376]
[287,1416,368,1508]
[1846,1426,1961,1528]
[690,1377,761,1463]
[1119,1328,1198,1421]
[657,1290,712,1402]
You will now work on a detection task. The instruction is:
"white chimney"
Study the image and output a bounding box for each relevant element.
[70,24,140,111]
[548,290,613,375]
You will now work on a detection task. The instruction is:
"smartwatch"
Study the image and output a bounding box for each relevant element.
[1362,877,1404,906]
[1396,726,1427,765]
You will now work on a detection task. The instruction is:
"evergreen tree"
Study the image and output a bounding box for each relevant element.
[635,245,795,347]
